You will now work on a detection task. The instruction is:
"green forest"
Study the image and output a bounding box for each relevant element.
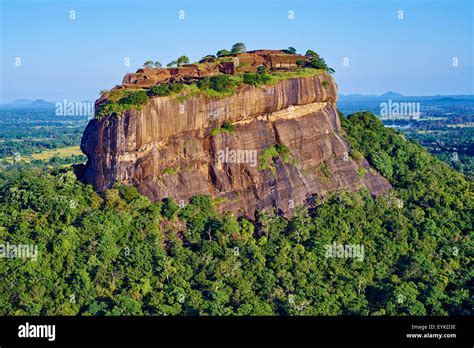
[0,112,472,316]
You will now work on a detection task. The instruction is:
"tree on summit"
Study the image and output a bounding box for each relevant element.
[143,60,154,68]
[283,47,297,54]
[305,49,335,74]
[216,49,231,57]
[166,56,189,67]
[167,60,177,67]
[305,50,319,60]
[231,42,246,54]
[177,55,190,66]
[201,54,216,60]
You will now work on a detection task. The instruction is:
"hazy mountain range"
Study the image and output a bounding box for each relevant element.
[338,92,474,102]
[1,93,473,110]
[0,98,56,109]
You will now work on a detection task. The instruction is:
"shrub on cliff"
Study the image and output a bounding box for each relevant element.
[96,90,150,119]
[121,90,149,105]
[197,75,238,96]
[305,49,319,60]
[148,83,185,97]
[257,65,268,74]
[210,121,236,136]
[259,143,294,174]
[242,73,271,87]
[309,56,335,74]
[296,59,306,68]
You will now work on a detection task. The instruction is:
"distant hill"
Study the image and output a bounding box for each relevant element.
[0,99,55,109]
[338,92,474,102]
[338,92,403,102]
[10,98,36,105]
[433,96,472,103]
[380,91,404,98]
[30,99,55,108]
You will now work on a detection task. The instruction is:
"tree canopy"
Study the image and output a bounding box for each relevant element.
[0,111,471,316]
[231,42,246,54]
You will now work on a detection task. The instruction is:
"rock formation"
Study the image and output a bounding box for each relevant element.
[81,50,391,218]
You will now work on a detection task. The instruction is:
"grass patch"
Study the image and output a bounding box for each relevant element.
[161,167,179,175]
[358,167,368,178]
[258,143,294,174]
[320,162,331,179]
[350,149,364,164]
[197,75,241,98]
[175,84,201,102]
[148,83,185,97]
[96,89,149,120]
[210,121,236,136]
[213,196,228,206]
[265,68,325,85]
[4,146,83,164]
[242,73,272,87]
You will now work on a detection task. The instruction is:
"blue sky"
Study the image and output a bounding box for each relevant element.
[1,0,472,103]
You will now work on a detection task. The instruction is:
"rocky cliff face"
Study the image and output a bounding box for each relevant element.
[81,74,391,217]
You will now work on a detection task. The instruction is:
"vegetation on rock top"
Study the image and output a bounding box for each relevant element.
[96,45,335,120]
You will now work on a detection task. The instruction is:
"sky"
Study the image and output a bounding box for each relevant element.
[0,0,472,104]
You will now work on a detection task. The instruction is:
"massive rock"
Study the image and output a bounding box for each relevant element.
[81,74,391,217]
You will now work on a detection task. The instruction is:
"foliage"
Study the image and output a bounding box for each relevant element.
[96,67,324,120]
[257,65,268,74]
[242,73,271,87]
[0,111,471,316]
[216,49,231,57]
[197,75,238,97]
[231,42,246,54]
[96,90,150,119]
[121,90,148,106]
[305,50,319,60]
[296,60,306,68]
[320,162,331,179]
[147,83,185,97]
[210,121,236,136]
[161,167,179,175]
[0,109,88,159]
[283,47,297,54]
[301,50,335,74]
[177,55,190,66]
[258,143,294,174]
[309,56,335,74]
[143,61,154,68]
